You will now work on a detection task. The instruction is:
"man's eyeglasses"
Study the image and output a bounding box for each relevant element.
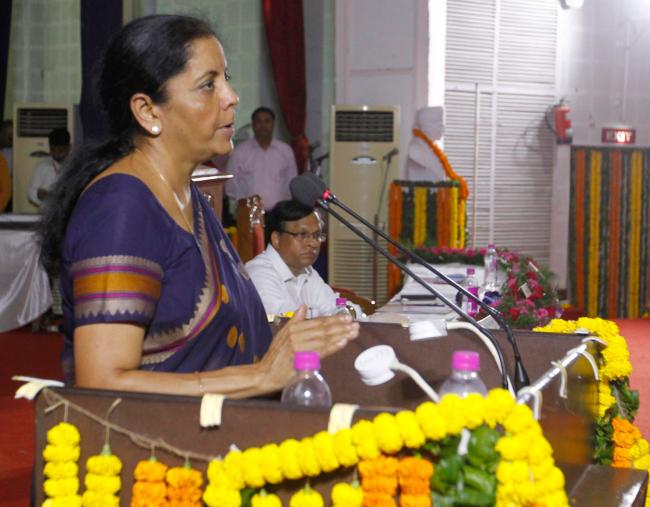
[280,230,327,242]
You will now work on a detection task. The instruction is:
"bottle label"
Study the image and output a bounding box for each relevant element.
[467,286,479,316]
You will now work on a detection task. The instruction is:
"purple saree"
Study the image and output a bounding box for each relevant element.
[60,173,271,382]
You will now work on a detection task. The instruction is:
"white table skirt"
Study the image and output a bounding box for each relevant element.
[0,215,52,332]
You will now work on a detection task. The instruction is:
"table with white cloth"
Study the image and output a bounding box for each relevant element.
[0,214,52,332]
[367,262,505,326]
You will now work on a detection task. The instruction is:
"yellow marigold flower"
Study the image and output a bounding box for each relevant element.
[636,438,649,457]
[279,438,303,480]
[372,413,403,455]
[414,402,447,440]
[44,477,79,497]
[351,420,380,460]
[43,445,80,463]
[42,495,82,507]
[259,444,284,484]
[502,403,535,434]
[312,431,339,473]
[536,489,570,507]
[44,461,78,480]
[437,395,466,435]
[331,482,363,507]
[47,423,81,447]
[86,454,122,476]
[84,474,121,495]
[528,434,553,464]
[203,484,241,507]
[633,454,650,470]
[531,456,555,480]
[298,437,321,477]
[484,388,516,428]
[495,435,528,461]
[223,450,246,489]
[165,466,202,489]
[496,460,529,484]
[289,487,324,507]
[242,447,266,488]
[395,411,425,449]
[133,459,167,482]
[459,393,486,429]
[332,429,358,467]
[81,490,119,507]
[252,491,283,507]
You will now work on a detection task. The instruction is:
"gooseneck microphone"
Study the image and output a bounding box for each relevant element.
[290,172,530,391]
[290,173,512,390]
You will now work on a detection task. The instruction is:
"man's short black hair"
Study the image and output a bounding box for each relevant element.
[251,106,275,122]
[265,199,315,244]
[49,127,70,147]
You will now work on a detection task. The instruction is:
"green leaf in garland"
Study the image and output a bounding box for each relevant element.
[240,487,256,507]
[466,425,500,469]
[462,465,497,498]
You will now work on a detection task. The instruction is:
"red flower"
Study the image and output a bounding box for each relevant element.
[526,271,539,281]
[509,307,521,319]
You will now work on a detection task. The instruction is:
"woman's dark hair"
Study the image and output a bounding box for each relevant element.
[264,199,315,245]
[39,15,216,275]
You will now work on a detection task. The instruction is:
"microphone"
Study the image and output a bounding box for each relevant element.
[290,173,514,390]
[383,147,399,161]
[290,172,530,391]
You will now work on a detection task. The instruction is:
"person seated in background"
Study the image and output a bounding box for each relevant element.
[247,199,360,318]
[27,127,71,207]
[225,106,297,211]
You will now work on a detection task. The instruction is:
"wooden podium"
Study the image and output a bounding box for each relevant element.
[33,324,648,505]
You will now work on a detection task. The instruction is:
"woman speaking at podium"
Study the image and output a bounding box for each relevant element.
[38,15,358,397]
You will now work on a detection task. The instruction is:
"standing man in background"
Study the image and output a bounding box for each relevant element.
[27,127,71,208]
[225,107,297,211]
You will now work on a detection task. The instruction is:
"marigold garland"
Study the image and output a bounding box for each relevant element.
[131,457,168,507]
[82,444,122,507]
[43,422,82,507]
[166,462,203,506]
[535,317,648,506]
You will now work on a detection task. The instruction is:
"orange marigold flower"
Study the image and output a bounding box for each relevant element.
[361,476,398,496]
[362,491,397,507]
[613,447,633,468]
[397,457,433,481]
[400,494,431,507]
[134,460,168,482]
[358,457,398,479]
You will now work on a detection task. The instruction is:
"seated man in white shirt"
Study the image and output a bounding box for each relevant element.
[245,199,338,317]
[27,127,71,207]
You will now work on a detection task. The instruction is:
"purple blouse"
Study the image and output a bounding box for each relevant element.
[60,173,271,381]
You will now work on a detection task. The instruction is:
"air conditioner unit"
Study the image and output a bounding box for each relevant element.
[328,105,400,306]
[13,104,72,213]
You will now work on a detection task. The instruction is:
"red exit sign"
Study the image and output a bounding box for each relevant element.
[602,127,636,144]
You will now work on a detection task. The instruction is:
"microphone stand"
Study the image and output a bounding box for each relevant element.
[319,199,511,390]
[372,155,395,304]
[325,193,530,391]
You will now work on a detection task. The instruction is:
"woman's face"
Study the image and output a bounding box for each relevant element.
[158,36,239,162]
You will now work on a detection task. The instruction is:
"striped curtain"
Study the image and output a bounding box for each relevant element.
[569,147,650,318]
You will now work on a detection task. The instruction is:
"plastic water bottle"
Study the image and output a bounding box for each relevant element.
[439,351,488,397]
[483,243,499,292]
[463,267,479,318]
[334,297,357,319]
[281,351,332,407]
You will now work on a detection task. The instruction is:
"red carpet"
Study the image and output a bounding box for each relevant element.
[0,321,649,505]
[0,327,63,507]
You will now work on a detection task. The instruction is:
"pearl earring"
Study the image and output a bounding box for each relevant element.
[151,125,161,134]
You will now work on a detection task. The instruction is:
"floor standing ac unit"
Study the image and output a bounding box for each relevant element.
[328,105,400,306]
[13,104,71,213]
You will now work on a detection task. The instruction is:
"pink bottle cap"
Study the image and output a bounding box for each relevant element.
[294,351,320,370]
[336,297,347,306]
[451,351,480,371]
